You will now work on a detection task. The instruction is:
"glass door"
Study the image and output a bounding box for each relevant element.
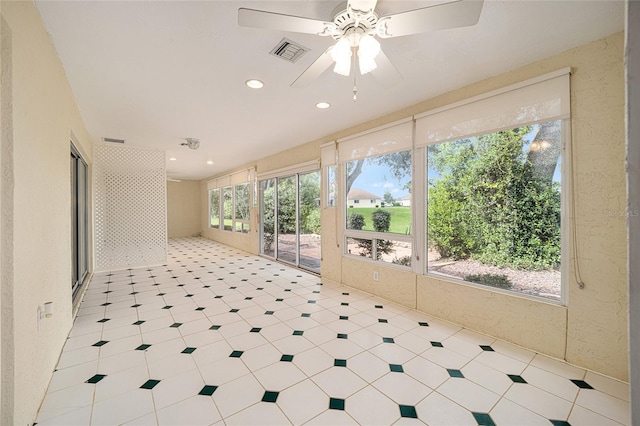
[259,170,321,274]
[277,175,297,265]
[71,144,89,299]
[298,171,321,272]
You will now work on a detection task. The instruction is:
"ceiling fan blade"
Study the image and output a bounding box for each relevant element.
[348,0,378,13]
[291,48,335,88]
[238,8,329,35]
[378,0,484,39]
[371,49,403,87]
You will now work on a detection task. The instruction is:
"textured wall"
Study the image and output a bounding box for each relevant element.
[0,2,93,424]
[167,180,201,238]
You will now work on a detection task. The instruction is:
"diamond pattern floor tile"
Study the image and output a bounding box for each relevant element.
[35,237,630,426]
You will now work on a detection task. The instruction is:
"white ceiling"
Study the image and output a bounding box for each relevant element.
[35,0,624,180]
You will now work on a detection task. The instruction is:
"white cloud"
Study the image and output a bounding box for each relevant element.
[383,182,394,188]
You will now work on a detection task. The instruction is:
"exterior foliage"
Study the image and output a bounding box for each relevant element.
[428,127,561,270]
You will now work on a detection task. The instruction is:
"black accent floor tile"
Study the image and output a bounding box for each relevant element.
[86,374,106,384]
[262,391,279,403]
[480,345,495,352]
[375,305,383,309]
[185,294,194,297]
[308,300,316,304]
[136,344,152,351]
[250,328,261,333]
[301,313,311,318]
[265,311,274,315]
[276,298,284,302]
[334,359,347,367]
[281,354,294,362]
[199,385,218,396]
[341,302,349,306]
[339,316,348,320]
[329,398,345,410]
[162,306,173,309]
[92,340,109,347]
[549,421,572,426]
[140,379,161,390]
[229,309,239,313]
[170,323,183,328]
[337,333,348,339]
[431,341,443,347]
[472,412,496,426]
[97,318,110,323]
[508,374,527,383]
[418,322,429,327]
[342,292,349,296]
[100,303,111,306]
[378,319,388,323]
[571,379,594,389]
[132,320,145,325]
[382,337,395,343]
[157,293,166,296]
[182,347,196,354]
[447,369,465,378]
[215,295,223,299]
[229,350,244,358]
[399,405,418,419]
[293,330,304,336]
[245,297,253,300]
[210,325,221,330]
[195,307,205,311]
[390,364,404,373]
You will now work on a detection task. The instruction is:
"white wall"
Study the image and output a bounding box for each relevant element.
[167,180,201,238]
[0,2,93,424]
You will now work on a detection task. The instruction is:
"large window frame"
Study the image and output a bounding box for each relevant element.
[337,69,570,304]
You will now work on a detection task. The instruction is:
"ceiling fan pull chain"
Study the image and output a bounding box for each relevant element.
[352,48,358,102]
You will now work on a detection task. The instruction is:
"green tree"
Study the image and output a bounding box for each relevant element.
[428,126,561,270]
[383,191,395,206]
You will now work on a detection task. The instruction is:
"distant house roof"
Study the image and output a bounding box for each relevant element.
[347,189,380,200]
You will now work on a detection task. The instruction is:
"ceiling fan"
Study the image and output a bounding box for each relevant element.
[238,0,484,97]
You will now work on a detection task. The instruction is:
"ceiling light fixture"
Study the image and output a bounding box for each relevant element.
[245,79,264,89]
[206,160,214,165]
[169,157,177,161]
[316,102,330,109]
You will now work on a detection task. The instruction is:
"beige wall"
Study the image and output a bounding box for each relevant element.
[201,32,628,381]
[1,2,93,424]
[167,180,201,238]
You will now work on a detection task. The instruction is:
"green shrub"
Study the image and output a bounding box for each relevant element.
[348,213,365,230]
[371,209,391,232]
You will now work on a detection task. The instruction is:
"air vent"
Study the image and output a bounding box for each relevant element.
[269,38,309,63]
[102,137,125,144]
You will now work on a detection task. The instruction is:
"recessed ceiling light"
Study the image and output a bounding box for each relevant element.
[206,160,214,165]
[246,79,264,89]
[316,102,331,109]
[169,157,177,161]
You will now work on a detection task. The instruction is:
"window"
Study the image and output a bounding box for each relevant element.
[71,144,89,299]
[426,121,564,300]
[234,183,250,233]
[345,149,413,267]
[223,186,233,231]
[209,188,220,228]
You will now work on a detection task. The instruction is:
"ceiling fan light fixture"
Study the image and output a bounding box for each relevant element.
[331,37,352,76]
[358,34,380,75]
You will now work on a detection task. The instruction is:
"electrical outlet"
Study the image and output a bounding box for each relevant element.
[373,271,379,281]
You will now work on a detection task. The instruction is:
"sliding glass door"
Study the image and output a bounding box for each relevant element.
[259,169,321,274]
[71,144,89,299]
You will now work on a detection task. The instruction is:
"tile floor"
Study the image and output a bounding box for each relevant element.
[36,237,630,425]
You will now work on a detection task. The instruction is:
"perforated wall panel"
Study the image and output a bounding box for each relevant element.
[94,144,167,271]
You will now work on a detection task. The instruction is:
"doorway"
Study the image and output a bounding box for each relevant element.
[71,144,88,298]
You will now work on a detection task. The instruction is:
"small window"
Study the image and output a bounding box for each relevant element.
[326,165,337,207]
[209,188,220,229]
[234,183,250,233]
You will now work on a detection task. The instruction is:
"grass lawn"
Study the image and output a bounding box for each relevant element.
[346,206,412,234]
